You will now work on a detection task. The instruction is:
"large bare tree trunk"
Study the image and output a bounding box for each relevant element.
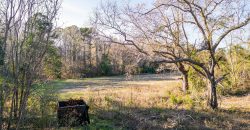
[182,72,189,92]
[177,63,189,92]
[207,78,218,109]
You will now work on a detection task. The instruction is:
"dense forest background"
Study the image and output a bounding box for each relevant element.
[44,25,170,79]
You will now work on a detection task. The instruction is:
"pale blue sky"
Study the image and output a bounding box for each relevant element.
[58,0,154,27]
[58,0,249,48]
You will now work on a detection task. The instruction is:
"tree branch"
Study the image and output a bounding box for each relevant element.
[213,16,250,51]
[215,73,229,84]
[143,3,189,15]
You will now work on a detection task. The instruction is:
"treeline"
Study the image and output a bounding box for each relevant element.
[45,25,164,79]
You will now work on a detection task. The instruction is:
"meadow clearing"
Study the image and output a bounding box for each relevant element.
[28,74,250,130]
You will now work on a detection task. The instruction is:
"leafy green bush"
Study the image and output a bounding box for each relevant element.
[188,68,206,92]
[170,94,183,105]
[26,83,58,128]
[168,93,194,109]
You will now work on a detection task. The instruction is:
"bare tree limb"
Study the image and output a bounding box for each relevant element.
[213,16,250,51]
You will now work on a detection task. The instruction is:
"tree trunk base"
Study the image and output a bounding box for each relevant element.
[207,81,218,109]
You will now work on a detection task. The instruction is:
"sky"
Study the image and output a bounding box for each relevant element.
[58,0,249,48]
[58,0,154,28]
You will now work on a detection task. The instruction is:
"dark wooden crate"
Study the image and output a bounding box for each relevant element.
[57,99,90,127]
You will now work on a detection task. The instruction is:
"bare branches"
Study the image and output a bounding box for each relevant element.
[205,0,224,17]
[182,0,208,40]
[215,73,229,84]
[93,0,250,108]
[144,3,189,15]
[213,16,250,51]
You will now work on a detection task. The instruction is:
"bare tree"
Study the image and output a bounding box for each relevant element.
[93,1,191,92]
[93,0,250,109]
[0,0,60,129]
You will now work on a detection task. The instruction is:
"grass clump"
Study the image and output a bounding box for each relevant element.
[167,92,195,109]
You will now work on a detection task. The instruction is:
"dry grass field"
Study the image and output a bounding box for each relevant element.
[42,74,250,130]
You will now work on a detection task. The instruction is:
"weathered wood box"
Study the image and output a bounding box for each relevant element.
[57,99,90,127]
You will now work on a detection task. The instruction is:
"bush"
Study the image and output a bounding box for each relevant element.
[167,91,194,108]
[140,64,157,74]
[137,61,158,74]
[188,68,206,92]
[217,45,250,96]
[26,83,58,128]
[170,94,183,105]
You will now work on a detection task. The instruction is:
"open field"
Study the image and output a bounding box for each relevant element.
[53,74,181,98]
[33,74,250,130]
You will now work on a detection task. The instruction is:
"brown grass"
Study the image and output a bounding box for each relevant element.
[53,74,250,130]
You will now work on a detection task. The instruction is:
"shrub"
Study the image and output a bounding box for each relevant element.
[188,68,206,92]
[170,94,183,105]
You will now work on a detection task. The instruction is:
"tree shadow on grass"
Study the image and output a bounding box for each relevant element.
[226,87,250,97]
[88,100,250,130]
[20,97,250,130]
